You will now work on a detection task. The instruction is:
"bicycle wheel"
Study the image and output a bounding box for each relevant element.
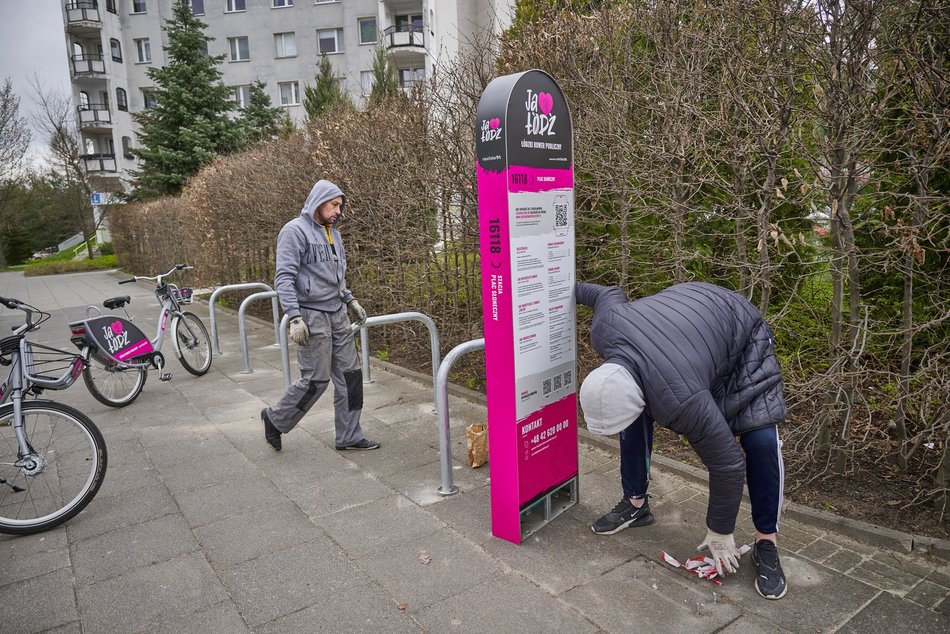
[0,400,107,535]
[83,357,147,407]
[174,312,212,376]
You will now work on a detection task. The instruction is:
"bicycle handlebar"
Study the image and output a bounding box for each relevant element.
[117,264,193,286]
[0,296,44,334]
[0,296,21,310]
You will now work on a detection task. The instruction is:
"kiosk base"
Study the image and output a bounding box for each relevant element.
[519,476,578,540]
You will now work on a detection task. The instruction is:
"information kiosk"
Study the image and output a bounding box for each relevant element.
[476,70,577,544]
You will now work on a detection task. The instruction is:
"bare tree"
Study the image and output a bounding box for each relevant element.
[30,78,96,259]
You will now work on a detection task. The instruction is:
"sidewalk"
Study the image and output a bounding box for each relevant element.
[0,270,947,633]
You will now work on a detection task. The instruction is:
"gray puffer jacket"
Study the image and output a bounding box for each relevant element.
[577,282,787,534]
[274,180,354,318]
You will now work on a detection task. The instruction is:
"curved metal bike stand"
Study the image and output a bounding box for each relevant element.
[279,314,292,389]
[435,338,485,496]
[208,283,278,355]
[356,312,441,405]
[238,291,279,374]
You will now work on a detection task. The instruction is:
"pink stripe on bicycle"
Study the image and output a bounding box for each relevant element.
[114,338,153,361]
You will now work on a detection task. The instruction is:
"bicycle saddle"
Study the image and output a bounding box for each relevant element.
[103,296,131,310]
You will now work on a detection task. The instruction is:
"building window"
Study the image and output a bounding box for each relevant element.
[110,39,122,62]
[122,136,133,160]
[228,36,250,61]
[142,90,157,109]
[191,0,204,14]
[226,0,245,11]
[278,81,300,106]
[360,70,373,96]
[116,88,128,111]
[106,0,117,14]
[399,67,424,88]
[273,0,293,7]
[132,0,147,13]
[358,17,377,45]
[317,28,344,54]
[233,85,252,107]
[134,38,151,63]
[79,91,90,109]
[274,32,296,58]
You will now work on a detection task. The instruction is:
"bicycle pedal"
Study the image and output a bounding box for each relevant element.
[159,372,173,382]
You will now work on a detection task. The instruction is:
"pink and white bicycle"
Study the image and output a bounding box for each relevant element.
[69,264,213,407]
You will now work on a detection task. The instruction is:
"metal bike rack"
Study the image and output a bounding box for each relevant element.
[208,283,278,355]
[238,291,280,374]
[279,314,292,389]
[356,312,441,405]
[434,338,485,496]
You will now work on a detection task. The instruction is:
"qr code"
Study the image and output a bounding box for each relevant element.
[542,378,552,396]
[564,370,573,386]
[554,202,568,228]
[553,373,563,391]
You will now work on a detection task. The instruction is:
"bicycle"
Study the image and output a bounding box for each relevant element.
[68,264,213,408]
[0,297,107,535]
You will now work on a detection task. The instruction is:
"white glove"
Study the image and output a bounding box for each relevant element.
[697,529,740,575]
[289,316,309,345]
[348,299,367,326]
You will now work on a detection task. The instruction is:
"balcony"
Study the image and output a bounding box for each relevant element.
[65,2,101,35]
[384,24,425,66]
[78,103,111,128]
[81,153,117,173]
[71,53,106,76]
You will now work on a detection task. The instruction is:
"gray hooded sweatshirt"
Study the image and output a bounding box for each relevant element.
[274,180,354,318]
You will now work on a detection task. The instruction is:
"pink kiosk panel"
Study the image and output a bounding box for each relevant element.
[476,70,578,544]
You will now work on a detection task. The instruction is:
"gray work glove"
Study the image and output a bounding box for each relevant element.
[697,529,740,576]
[347,299,367,326]
[289,316,309,345]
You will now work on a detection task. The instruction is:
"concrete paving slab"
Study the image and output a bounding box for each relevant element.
[65,484,178,543]
[836,591,949,633]
[413,571,599,633]
[315,494,445,559]
[156,451,261,497]
[380,460,490,507]
[0,568,77,634]
[194,501,321,568]
[151,601,250,634]
[561,558,741,633]
[76,552,228,633]
[424,487,496,546]
[91,459,162,500]
[279,470,394,519]
[222,538,388,629]
[71,513,199,584]
[358,527,506,612]
[0,530,70,589]
[176,476,287,529]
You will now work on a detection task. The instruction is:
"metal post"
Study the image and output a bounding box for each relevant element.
[237,290,278,374]
[435,338,484,496]
[356,312,441,406]
[208,282,274,355]
[279,314,291,389]
[360,325,372,384]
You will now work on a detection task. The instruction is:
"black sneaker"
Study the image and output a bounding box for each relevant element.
[752,539,787,599]
[261,409,281,452]
[591,498,654,535]
[336,438,380,451]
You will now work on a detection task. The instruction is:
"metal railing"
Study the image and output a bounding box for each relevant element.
[434,338,484,496]
[237,291,280,373]
[80,153,116,172]
[208,283,277,355]
[384,24,425,49]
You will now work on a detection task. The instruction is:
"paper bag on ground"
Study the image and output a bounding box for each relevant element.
[466,423,488,468]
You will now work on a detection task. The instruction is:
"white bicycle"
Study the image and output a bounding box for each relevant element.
[69,264,213,407]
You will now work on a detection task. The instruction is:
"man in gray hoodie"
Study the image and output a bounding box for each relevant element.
[261,180,379,453]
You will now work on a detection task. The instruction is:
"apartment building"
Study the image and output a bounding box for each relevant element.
[61,0,515,189]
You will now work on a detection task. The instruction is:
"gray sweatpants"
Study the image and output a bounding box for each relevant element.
[265,306,365,447]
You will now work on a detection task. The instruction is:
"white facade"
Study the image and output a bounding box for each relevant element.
[62,0,514,189]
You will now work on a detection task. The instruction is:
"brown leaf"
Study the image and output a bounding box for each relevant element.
[396,602,408,611]
[419,550,432,564]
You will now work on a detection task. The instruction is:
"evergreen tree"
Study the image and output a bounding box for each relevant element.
[368,46,399,107]
[241,81,283,143]
[132,0,244,197]
[277,109,297,139]
[303,55,351,120]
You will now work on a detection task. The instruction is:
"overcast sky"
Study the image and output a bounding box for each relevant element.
[0,0,72,168]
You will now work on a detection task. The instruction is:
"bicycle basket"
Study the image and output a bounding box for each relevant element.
[171,286,193,305]
[24,341,86,389]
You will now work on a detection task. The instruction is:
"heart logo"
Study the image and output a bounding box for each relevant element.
[110,320,123,335]
[489,118,500,130]
[538,92,554,115]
